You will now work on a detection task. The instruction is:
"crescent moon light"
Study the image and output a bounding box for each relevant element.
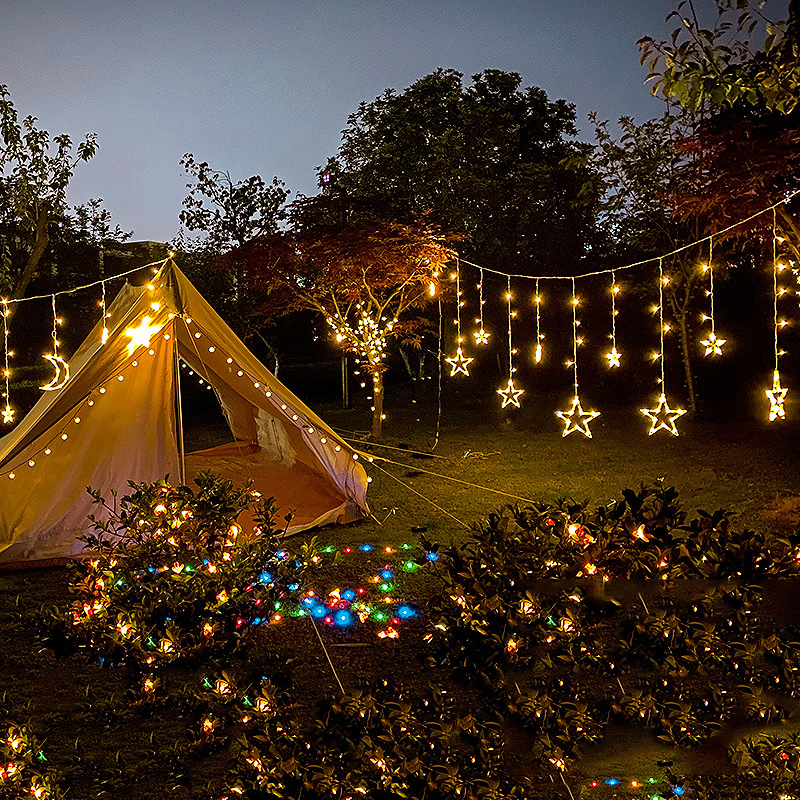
[41,354,70,391]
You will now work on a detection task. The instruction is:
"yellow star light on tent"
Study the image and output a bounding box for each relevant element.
[701,330,726,356]
[1,404,13,425]
[497,377,524,409]
[445,345,473,377]
[641,393,687,436]
[556,395,599,438]
[766,370,788,421]
[125,316,162,355]
[605,347,621,368]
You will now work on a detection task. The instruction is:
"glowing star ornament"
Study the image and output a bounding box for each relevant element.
[766,370,788,421]
[701,330,726,356]
[497,377,524,409]
[605,347,621,368]
[556,395,599,438]
[125,316,162,355]
[1,403,14,424]
[445,345,473,377]
[641,394,687,436]
[473,327,490,345]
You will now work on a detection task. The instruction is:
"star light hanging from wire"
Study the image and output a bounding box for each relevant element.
[533,278,544,363]
[1,299,13,424]
[497,275,523,408]
[445,260,473,376]
[556,278,599,437]
[700,236,726,356]
[605,270,621,368]
[473,267,490,345]
[766,208,789,421]
[641,259,686,435]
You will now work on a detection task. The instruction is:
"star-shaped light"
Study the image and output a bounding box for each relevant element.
[701,331,726,356]
[1,403,14,425]
[766,370,788,421]
[125,316,162,355]
[497,377,524,409]
[445,345,473,377]
[474,327,490,345]
[605,347,621,368]
[556,395,600,438]
[641,393,687,436]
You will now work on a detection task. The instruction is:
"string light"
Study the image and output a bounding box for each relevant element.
[497,275,523,408]
[533,278,543,364]
[473,267,490,345]
[641,259,686,436]
[700,236,726,356]
[556,277,599,437]
[100,280,109,345]
[41,295,69,391]
[1,300,13,424]
[605,270,621,368]
[767,208,788,421]
[445,259,473,376]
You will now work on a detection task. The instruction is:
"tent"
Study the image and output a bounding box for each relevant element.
[0,259,369,564]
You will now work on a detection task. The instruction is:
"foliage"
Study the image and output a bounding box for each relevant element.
[229,195,457,437]
[0,84,98,299]
[42,472,309,674]
[322,68,605,275]
[639,0,800,114]
[0,706,62,799]
[68,198,132,247]
[179,153,289,251]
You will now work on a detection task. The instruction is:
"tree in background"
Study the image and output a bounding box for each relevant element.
[228,196,456,439]
[0,84,98,298]
[321,69,605,276]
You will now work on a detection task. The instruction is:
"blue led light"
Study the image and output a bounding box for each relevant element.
[397,605,417,619]
[359,544,374,552]
[289,583,299,591]
[605,778,619,786]
[334,609,354,627]
[672,788,685,797]
[427,552,439,562]
[259,572,273,584]
[311,605,327,619]
[380,569,394,580]
[342,589,356,602]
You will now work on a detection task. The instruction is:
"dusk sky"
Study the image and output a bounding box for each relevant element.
[3,1,692,243]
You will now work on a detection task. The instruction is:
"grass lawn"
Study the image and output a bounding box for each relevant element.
[2,381,800,799]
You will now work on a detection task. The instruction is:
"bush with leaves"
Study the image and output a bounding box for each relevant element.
[42,472,310,675]
[0,708,62,800]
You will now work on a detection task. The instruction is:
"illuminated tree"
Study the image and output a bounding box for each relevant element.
[228,197,456,439]
[0,84,98,298]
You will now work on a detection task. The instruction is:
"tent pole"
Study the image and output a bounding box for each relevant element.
[174,334,186,485]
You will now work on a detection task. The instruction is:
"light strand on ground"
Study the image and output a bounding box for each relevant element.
[767,207,789,421]
[473,266,490,345]
[1,300,12,424]
[701,236,726,356]
[497,274,523,408]
[606,270,621,368]
[641,259,686,436]
[556,277,599,437]
[444,258,473,376]
[40,294,69,391]
[534,278,543,364]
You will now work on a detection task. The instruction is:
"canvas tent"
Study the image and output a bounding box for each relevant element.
[0,259,369,564]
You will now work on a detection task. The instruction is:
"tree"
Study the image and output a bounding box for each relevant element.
[0,84,98,298]
[179,153,289,250]
[321,69,604,276]
[227,196,456,439]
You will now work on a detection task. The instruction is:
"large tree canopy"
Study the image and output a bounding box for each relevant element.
[321,69,604,275]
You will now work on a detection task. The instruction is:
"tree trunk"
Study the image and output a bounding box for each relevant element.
[11,209,50,300]
[371,370,384,440]
[677,311,697,416]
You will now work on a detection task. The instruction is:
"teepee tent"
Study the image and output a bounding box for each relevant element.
[0,259,369,564]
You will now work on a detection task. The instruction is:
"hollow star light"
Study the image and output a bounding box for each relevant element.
[445,345,473,377]
[641,393,687,436]
[497,377,524,409]
[766,370,788,421]
[125,316,162,355]
[556,395,599,438]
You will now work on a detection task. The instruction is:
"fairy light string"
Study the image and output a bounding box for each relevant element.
[556,277,599,437]
[497,274,523,408]
[767,207,789,421]
[1,300,12,424]
[606,270,621,368]
[700,236,726,356]
[641,259,686,436]
[534,278,543,364]
[444,258,473,376]
[473,266,490,345]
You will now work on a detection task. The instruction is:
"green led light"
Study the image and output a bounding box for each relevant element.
[274,601,281,609]
[402,543,411,549]
[325,545,335,553]
[375,612,386,621]
[381,583,392,592]
[404,561,416,571]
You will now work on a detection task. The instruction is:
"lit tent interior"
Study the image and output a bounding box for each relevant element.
[0,259,369,564]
